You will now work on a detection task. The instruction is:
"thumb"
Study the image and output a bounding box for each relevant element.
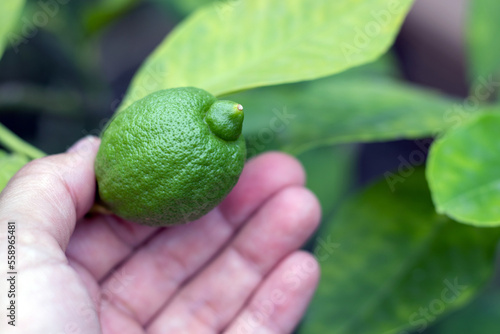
[0,136,100,251]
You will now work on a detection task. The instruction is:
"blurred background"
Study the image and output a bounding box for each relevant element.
[2,0,499,333]
[0,0,469,181]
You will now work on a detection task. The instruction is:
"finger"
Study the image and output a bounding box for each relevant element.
[0,137,102,333]
[66,152,304,281]
[99,298,144,334]
[0,136,100,254]
[147,187,320,333]
[219,152,306,225]
[98,152,306,325]
[224,251,320,334]
[66,215,158,281]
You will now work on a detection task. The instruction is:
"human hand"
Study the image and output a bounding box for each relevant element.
[0,136,320,334]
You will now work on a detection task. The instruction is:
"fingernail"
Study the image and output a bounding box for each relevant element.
[67,136,98,154]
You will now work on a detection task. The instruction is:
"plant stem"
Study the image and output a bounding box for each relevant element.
[0,123,46,160]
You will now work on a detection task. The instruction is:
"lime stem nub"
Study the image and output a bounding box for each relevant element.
[206,100,244,141]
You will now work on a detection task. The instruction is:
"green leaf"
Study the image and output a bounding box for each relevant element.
[339,50,403,79]
[466,0,500,96]
[121,0,414,110]
[300,169,500,334]
[0,123,45,160]
[0,0,25,59]
[240,53,402,156]
[425,287,500,334]
[234,76,458,155]
[427,112,500,227]
[0,150,29,192]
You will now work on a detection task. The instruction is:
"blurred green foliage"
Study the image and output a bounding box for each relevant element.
[0,0,25,59]
[0,149,29,189]
[467,0,500,100]
[302,169,500,334]
[428,112,500,227]
[83,0,143,35]
[121,0,414,109]
[298,145,358,221]
[426,287,500,334]
[1,0,500,333]
[233,74,458,156]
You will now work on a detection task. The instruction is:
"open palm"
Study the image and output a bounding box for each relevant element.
[0,137,320,334]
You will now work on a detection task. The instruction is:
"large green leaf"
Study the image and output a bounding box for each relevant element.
[234,76,457,155]
[300,169,500,334]
[0,150,29,192]
[425,288,500,334]
[467,0,500,96]
[121,0,414,110]
[427,112,500,227]
[0,0,25,59]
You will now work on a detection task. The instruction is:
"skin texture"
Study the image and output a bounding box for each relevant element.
[95,87,246,226]
[0,136,321,334]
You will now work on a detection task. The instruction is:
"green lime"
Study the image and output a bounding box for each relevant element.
[95,87,246,226]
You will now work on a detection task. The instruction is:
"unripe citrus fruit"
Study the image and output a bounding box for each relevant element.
[95,87,246,226]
